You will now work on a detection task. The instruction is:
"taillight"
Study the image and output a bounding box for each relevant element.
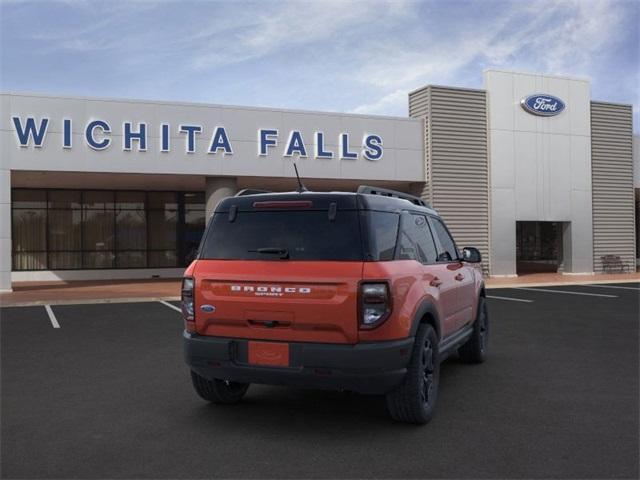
[359,282,391,329]
[181,277,195,323]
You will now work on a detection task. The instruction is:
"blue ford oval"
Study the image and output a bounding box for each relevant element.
[521,94,566,116]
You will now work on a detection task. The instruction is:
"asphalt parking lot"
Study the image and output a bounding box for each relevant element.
[1,283,638,479]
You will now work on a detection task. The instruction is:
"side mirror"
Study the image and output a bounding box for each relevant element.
[462,247,482,263]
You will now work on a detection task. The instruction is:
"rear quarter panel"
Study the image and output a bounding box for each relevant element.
[359,260,443,342]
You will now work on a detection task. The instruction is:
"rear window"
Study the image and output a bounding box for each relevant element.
[200,210,363,261]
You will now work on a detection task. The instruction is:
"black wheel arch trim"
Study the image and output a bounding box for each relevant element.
[409,300,442,339]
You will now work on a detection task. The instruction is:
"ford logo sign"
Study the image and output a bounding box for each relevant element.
[200,304,216,313]
[520,94,566,117]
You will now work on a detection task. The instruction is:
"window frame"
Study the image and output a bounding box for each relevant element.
[394,211,440,265]
[427,215,461,263]
[11,188,204,271]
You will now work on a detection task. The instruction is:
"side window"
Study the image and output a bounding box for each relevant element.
[430,217,459,262]
[414,215,438,263]
[366,211,399,261]
[396,213,438,264]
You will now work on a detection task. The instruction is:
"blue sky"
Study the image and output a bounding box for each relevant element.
[1,0,638,129]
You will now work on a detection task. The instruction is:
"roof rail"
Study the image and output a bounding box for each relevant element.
[235,188,271,196]
[357,185,430,208]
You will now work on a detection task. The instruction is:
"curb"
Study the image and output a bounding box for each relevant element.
[486,278,640,289]
[1,279,638,307]
[1,296,181,308]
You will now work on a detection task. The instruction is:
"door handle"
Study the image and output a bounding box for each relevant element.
[455,273,465,281]
[430,277,442,287]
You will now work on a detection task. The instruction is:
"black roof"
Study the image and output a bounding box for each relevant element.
[215,190,438,216]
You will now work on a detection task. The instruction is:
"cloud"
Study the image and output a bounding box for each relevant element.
[350,88,408,115]
[346,0,635,114]
[1,0,637,128]
[189,0,412,70]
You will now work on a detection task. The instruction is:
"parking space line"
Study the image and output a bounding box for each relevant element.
[44,305,60,328]
[487,295,533,303]
[514,287,618,298]
[159,300,182,313]
[579,284,640,291]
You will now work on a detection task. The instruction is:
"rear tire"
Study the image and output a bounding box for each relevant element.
[190,370,249,404]
[458,296,489,364]
[385,324,439,424]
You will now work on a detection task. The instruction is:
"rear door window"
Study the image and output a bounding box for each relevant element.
[429,217,459,262]
[200,210,363,261]
[396,213,438,263]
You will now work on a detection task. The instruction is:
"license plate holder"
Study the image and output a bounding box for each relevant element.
[248,341,290,367]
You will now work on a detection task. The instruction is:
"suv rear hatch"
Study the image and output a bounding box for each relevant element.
[193,195,364,344]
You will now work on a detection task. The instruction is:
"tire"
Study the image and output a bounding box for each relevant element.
[190,370,249,404]
[385,324,439,424]
[458,296,489,364]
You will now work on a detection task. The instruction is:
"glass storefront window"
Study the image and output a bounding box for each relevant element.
[148,210,177,250]
[116,210,146,251]
[50,252,81,269]
[116,251,146,268]
[12,209,46,252]
[49,210,82,251]
[13,189,46,208]
[82,209,115,251]
[48,190,81,209]
[11,189,204,271]
[116,191,145,210]
[14,252,47,270]
[183,192,205,264]
[83,190,114,209]
[148,250,177,268]
[184,209,205,264]
[83,251,115,269]
[148,192,177,210]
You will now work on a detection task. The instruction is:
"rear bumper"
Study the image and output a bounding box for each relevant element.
[183,332,414,395]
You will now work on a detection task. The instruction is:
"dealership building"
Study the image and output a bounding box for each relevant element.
[1,69,637,291]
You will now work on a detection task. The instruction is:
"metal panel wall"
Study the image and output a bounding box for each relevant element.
[409,86,490,271]
[590,101,636,272]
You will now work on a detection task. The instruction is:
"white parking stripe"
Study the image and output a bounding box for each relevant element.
[44,305,60,328]
[487,295,533,303]
[514,287,618,298]
[160,300,182,313]
[578,284,640,291]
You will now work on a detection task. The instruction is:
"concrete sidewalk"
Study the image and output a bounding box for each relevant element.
[485,271,640,288]
[1,271,639,308]
[0,279,182,307]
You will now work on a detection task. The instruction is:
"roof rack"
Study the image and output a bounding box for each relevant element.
[235,188,271,196]
[357,185,430,208]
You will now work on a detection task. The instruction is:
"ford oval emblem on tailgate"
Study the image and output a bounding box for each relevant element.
[200,304,216,313]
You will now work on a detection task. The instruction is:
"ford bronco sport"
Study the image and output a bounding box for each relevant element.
[182,186,488,424]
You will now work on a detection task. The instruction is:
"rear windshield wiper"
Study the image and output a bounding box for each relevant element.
[248,247,290,259]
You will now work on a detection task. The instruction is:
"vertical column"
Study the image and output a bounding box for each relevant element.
[205,177,237,225]
[490,215,516,276]
[560,222,572,273]
[0,169,11,291]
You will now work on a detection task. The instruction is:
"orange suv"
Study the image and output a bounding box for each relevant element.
[182,186,488,424]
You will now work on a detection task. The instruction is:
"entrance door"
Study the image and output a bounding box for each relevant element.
[516,221,562,275]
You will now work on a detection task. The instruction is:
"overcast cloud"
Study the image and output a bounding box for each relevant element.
[1,0,638,129]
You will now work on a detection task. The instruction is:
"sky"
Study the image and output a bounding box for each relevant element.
[1,0,638,129]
